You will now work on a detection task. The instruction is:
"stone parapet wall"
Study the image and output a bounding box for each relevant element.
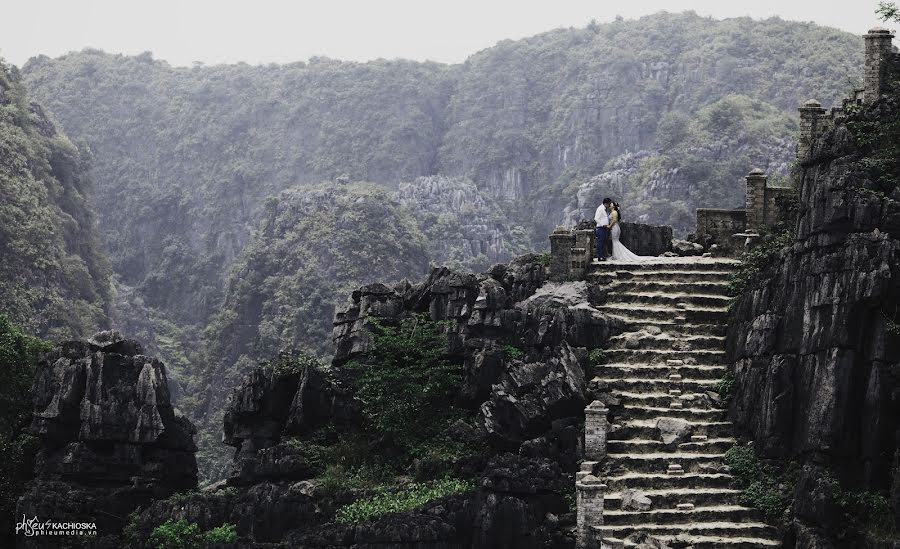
[695,208,747,253]
[618,222,672,256]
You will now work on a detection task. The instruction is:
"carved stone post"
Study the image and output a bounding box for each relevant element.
[576,474,606,549]
[744,169,767,231]
[550,227,574,282]
[865,27,894,105]
[797,100,826,162]
[585,400,609,461]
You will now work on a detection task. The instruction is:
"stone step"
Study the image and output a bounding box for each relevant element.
[614,404,728,422]
[588,259,740,273]
[610,280,731,295]
[607,438,737,455]
[602,505,760,526]
[608,420,735,441]
[605,292,732,308]
[597,363,727,380]
[603,472,739,492]
[593,520,777,541]
[607,334,725,352]
[604,349,726,364]
[606,452,729,474]
[604,488,744,510]
[614,321,728,337]
[601,377,722,395]
[620,535,781,549]
[610,391,723,409]
[596,269,735,284]
[596,305,728,324]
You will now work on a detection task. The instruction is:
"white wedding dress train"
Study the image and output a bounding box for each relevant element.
[610,224,650,261]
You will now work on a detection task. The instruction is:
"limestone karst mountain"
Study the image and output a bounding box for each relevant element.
[18,14,861,401]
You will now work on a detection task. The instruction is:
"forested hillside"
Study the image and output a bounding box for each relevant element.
[17,12,865,478]
[0,60,110,339]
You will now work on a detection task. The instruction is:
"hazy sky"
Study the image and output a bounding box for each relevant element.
[2,0,894,68]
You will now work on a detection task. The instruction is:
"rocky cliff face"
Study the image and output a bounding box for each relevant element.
[123,255,624,547]
[726,95,900,546]
[17,331,197,544]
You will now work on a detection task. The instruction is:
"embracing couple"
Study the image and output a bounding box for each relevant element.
[594,197,644,262]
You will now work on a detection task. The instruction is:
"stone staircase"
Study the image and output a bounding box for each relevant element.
[584,258,781,549]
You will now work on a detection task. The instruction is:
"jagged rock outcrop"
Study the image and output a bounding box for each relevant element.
[727,95,900,547]
[124,255,622,547]
[17,330,197,543]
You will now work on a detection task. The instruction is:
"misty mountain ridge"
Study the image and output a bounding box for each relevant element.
[14,11,865,476]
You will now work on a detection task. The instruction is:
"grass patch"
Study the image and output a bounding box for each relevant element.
[724,446,792,522]
[334,478,475,524]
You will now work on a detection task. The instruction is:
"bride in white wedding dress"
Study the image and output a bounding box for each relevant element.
[609,202,650,262]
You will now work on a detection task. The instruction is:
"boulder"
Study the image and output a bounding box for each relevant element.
[671,239,704,256]
[655,418,692,445]
[622,489,653,511]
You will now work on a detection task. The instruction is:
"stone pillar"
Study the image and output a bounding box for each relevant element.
[575,228,595,260]
[865,27,894,105]
[744,169,767,231]
[797,100,826,162]
[576,474,606,549]
[584,400,609,461]
[550,227,574,282]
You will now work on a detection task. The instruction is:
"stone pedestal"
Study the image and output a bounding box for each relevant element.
[550,227,575,282]
[585,400,609,461]
[744,169,768,231]
[864,27,894,104]
[576,474,606,549]
[798,100,827,162]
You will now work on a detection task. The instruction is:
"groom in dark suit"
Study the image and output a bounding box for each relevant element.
[594,197,612,261]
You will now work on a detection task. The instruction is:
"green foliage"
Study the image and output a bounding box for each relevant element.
[724,446,792,522]
[716,372,736,400]
[334,478,474,524]
[535,252,552,266]
[272,351,322,376]
[822,472,897,538]
[146,519,237,549]
[197,182,432,480]
[148,519,201,549]
[878,2,900,22]
[0,60,111,338]
[348,314,463,455]
[589,349,607,365]
[202,523,237,544]
[0,315,49,545]
[502,345,523,361]
[726,232,793,297]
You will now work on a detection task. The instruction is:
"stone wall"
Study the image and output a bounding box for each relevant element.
[763,185,796,227]
[726,58,900,545]
[618,222,672,257]
[694,208,747,251]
